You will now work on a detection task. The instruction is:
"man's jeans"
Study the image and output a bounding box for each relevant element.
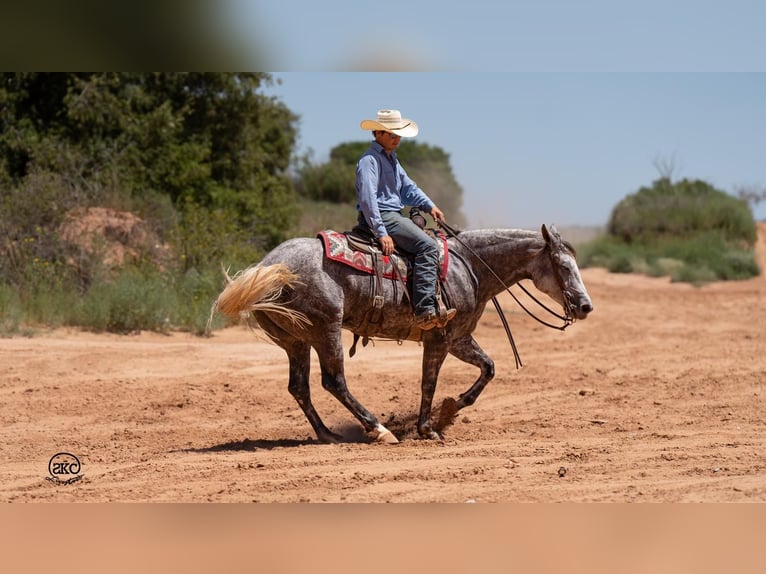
[359,210,439,316]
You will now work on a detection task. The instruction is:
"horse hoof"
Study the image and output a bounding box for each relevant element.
[371,424,399,444]
[418,428,443,441]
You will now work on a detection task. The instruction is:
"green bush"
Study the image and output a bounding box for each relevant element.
[66,264,229,335]
[0,260,230,336]
[581,231,759,284]
[173,200,265,272]
[580,178,760,284]
[73,267,174,333]
[609,177,757,245]
[0,284,23,336]
[172,267,230,336]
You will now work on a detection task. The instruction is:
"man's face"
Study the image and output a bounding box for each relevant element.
[375,130,402,153]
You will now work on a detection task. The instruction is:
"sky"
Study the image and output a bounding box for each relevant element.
[225,1,766,73]
[264,73,766,229]
[219,1,766,229]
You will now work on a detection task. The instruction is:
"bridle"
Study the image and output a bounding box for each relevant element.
[439,221,577,368]
[531,231,578,328]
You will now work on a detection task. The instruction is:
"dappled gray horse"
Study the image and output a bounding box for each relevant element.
[212,224,592,443]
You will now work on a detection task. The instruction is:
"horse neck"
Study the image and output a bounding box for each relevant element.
[455,229,543,301]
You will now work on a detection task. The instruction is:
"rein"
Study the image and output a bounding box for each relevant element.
[438,221,576,368]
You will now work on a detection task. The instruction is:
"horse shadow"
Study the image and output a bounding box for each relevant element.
[180,438,316,453]
[177,410,426,453]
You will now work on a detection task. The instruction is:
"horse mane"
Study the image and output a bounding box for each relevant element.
[453,227,576,256]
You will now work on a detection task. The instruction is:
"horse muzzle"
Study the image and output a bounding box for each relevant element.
[563,289,593,321]
[573,299,593,320]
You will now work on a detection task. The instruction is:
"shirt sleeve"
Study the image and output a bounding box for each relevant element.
[355,155,388,238]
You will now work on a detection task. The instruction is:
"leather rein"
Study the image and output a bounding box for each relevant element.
[439,221,577,369]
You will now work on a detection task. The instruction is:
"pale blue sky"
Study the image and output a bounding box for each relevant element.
[266,73,766,228]
[222,1,765,228]
[227,1,766,72]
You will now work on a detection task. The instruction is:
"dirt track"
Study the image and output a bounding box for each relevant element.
[2,225,765,502]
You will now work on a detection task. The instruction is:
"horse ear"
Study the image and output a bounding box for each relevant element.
[542,224,563,249]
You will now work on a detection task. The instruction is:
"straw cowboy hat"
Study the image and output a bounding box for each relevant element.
[360,109,419,137]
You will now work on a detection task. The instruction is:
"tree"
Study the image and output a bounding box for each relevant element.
[0,73,300,277]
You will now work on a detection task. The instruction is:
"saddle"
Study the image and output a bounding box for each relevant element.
[316,222,452,354]
[317,227,448,283]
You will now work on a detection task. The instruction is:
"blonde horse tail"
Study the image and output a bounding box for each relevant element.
[208,263,311,331]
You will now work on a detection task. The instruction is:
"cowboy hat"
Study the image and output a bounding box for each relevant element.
[360,109,419,137]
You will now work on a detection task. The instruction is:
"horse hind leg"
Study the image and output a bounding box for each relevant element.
[287,342,345,444]
[257,313,342,444]
[316,335,399,444]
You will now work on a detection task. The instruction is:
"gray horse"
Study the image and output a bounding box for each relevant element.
[212,224,593,444]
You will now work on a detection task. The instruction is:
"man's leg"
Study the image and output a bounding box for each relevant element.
[380,211,444,327]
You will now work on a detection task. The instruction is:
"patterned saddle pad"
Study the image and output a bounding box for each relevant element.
[317,229,449,282]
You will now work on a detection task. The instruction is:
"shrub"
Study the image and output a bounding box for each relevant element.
[172,200,265,273]
[579,178,760,284]
[74,267,176,333]
[608,177,757,245]
[0,284,22,336]
[172,267,230,336]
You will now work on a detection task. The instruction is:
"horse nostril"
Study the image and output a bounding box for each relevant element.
[580,303,593,314]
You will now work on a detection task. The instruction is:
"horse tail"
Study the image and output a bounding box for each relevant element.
[209,263,311,329]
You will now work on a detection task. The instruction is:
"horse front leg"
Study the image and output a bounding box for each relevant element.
[435,335,495,432]
[417,335,450,440]
[452,335,495,410]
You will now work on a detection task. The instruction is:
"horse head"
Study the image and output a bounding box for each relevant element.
[532,224,593,322]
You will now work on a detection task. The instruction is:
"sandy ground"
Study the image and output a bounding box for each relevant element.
[2,225,765,503]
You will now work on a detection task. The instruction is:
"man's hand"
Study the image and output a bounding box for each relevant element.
[378,235,395,256]
[430,205,446,224]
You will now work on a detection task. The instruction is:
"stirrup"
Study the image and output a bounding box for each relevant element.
[415,308,456,330]
[435,308,457,328]
[414,310,439,331]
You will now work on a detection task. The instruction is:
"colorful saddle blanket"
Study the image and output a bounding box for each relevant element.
[317,229,449,282]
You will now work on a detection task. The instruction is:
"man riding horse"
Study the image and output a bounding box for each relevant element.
[354,109,457,331]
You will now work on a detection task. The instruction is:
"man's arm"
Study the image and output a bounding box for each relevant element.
[355,155,388,239]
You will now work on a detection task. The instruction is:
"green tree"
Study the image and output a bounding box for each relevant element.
[0,73,299,276]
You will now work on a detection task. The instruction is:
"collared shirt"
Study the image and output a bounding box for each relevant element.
[355,141,434,238]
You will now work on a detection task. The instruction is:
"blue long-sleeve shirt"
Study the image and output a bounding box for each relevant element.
[355,141,435,238]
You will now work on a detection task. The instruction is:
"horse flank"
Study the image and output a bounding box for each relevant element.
[210,263,311,328]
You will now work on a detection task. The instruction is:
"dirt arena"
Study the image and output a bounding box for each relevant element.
[2,224,765,503]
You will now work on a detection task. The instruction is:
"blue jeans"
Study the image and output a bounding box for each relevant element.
[358,211,439,316]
